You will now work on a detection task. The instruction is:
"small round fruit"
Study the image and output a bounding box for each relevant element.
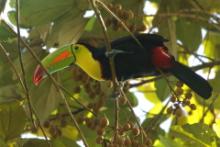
[99,116,109,128]
[132,127,140,136]
[190,104,196,110]
[123,123,131,131]
[96,127,104,136]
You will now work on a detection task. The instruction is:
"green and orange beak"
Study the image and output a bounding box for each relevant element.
[33,45,76,86]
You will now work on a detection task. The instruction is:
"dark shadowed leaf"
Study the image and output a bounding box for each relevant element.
[0,0,6,13]
[176,19,202,51]
[0,102,26,140]
[30,79,61,122]
[23,139,50,147]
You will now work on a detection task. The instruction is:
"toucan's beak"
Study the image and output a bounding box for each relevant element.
[33,45,76,86]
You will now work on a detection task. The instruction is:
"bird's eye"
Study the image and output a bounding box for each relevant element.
[75,46,79,50]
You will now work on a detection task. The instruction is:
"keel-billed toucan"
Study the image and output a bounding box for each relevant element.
[33,34,212,99]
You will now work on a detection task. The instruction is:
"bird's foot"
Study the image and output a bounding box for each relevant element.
[105,49,132,58]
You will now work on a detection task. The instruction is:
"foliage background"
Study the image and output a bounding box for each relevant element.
[0,0,220,146]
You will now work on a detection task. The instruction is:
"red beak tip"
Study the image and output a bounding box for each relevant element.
[33,65,44,86]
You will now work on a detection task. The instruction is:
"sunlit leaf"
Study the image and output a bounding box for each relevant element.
[204,32,220,62]
[61,125,78,140]
[52,137,79,147]
[170,125,210,147]
[183,123,217,144]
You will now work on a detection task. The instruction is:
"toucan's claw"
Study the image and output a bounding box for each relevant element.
[105,49,132,58]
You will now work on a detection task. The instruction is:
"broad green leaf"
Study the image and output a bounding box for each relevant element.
[104,99,134,126]
[85,16,96,32]
[0,85,20,104]
[18,0,86,27]
[126,91,138,107]
[0,102,26,140]
[0,22,18,62]
[81,125,101,147]
[142,117,166,140]
[61,125,78,140]
[30,79,61,122]
[170,125,212,147]
[46,14,88,47]
[176,19,202,51]
[155,78,170,101]
[158,135,184,147]
[183,123,217,144]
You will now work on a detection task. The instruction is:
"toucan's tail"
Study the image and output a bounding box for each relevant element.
[169,62,212,99]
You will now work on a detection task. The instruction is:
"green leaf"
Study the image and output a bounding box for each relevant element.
[204,32,220,62]
[0,0,6,13]
[85,16,96,32]
[158,135,184,147]
[176,19,202,51]
[23,139,50,147]
[126,91,138,107]
[0,137,6,147]
[30,79,61,122]
[170,125,212,147]
[81,125,101,147]
[0,102,26,140]
[18,0,86,27]
[155,77,176,101]
[182,123,217,144]
[197,0,220,12]
[52,137,79,147]
[46,14,88,47]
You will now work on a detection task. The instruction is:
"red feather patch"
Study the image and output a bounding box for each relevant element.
[152,47,174,69]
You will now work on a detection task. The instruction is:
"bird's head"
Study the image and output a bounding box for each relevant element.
[33,44,86,86]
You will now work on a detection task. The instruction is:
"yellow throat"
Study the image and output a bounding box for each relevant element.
[74,44,104,81]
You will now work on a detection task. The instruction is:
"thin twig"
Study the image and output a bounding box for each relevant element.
[58,87,89,147]
[15,0,50,144]
[120,90,148,140]
[15,0,35,125]
[49,108,84,121]
[88,0,120,141]
[178,50,215,62]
